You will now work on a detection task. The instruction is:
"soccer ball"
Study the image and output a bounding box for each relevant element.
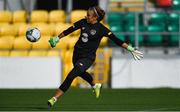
[26,27,41,42]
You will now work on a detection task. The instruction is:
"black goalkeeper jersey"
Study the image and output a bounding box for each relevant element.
[63,19,124,59]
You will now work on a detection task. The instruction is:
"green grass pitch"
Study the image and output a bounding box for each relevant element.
[0,88,180,111]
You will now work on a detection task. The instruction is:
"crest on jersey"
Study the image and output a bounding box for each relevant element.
[82,33,88,43]
[90,29,96,35]
[82,27,85,30]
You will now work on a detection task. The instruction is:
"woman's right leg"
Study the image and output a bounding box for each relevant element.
[79,72,95,87]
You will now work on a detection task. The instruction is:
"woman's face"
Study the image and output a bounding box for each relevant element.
[86,10,98,24]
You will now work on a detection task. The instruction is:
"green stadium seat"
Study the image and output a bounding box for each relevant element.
[146,25,165,46]
[123,13,143,25]
[110,24,123,33]
[167,13,179,25]
[107,13,124,25]
[149,13,167,25]
[172,0,180,10]
[167,25,179,46]
[125,25,145,46]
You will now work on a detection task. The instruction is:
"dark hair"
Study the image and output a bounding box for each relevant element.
[89,6,105,22]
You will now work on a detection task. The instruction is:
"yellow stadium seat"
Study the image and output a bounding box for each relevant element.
[68,37,78,49]
[0,25,17,36]
[13,37,32,49]
[47,50,61,56]
[64,49,73,64]
[54,23,71,36]
[49,10,66,23]
[0,50,10,56]
[32,36,50,49]
[0,36,14,49]
[0,23,10,26]
[10,50,28,56]
[31,10,48,23]
[28,50,47,56]
[13,10,27,23]
[70,10,86,23]
[31,23,54,36]
[17,24,30,36]
[0,11,12,23]
[55,36,69,49]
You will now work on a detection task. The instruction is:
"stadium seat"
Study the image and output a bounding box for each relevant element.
[47,50,61,56]
[54,23,71,36]
[124,25,145,45]
[28,50,47,56]
[172,0,180,10]
[0,50,10,56]
[31,10,48,23]
[70,10,86,23]
[0,36,14,49]
[31,23,54,36]
[0,11,12,23]
[0,25,17,36]
[110,24,123,33]
[13,10,27,23]
[107,13,124,25]
[167,25,179,46]
[49,10,66,23]
[68,37,78,49]
[17,23,30,36]
[10,50,28,56]
[167,13,179,25]
[32,36,50,49]
[13,37,32,49]
[124,13,143,25]
[149,13,167,25]
[55,36,69,49]
[146,25,165,46]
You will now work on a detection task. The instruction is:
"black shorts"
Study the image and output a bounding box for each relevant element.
[72,52,95,72]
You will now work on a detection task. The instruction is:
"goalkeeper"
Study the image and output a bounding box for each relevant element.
[48,6,143,107]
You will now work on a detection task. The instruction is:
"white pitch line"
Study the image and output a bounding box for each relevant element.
[145,107,179,111]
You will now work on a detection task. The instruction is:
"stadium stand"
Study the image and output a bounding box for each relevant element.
[10,50,28,56]
[31,23,54,36]
[0,50,10,56]
[30,10,49,23]
[0,11,12,23]
[49,10,66,23]
[31,36,50,49]
[47,50,61,56]
[0,36,14,49]
[13,10,27,23]
[13,37,32,49]
[28,50,47,56]
[0,25,17,36]
[70,10,86,23]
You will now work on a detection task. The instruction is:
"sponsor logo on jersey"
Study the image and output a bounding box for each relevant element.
[90,29,96,35]
[82,27,85,30]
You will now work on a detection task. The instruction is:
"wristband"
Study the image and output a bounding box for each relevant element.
[127,45,135,52]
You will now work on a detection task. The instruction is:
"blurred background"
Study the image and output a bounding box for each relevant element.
[0,0,180,93]
[0,0,180,89]
[1,0,180,111]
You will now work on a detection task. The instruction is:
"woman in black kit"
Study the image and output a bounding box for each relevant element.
[48,6,143,107]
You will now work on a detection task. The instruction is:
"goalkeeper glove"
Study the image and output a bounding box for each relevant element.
[127,45,143,60]
[49,36,59,48]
